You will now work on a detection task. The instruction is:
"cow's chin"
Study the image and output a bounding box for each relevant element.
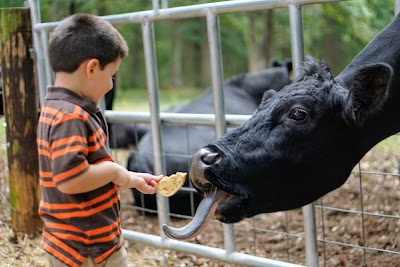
[190,170,250,224]
[214,193,248,224]
[190,179,249,223]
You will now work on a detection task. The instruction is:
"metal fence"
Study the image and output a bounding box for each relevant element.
[26,0,400,266]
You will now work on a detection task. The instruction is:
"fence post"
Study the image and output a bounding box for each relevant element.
[396,0,400,15]
[289,3,320,267]
[0,7,42,234]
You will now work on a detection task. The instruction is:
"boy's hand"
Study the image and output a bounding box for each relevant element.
[113,170,163,193]
[130,172,164,194]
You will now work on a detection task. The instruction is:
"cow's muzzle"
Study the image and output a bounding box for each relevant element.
[189,146,222,193]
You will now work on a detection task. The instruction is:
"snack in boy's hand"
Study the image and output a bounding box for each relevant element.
[158,172,187,197]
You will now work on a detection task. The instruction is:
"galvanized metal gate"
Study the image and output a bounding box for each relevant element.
[29,1,399,266]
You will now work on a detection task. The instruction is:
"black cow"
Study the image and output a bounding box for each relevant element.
[163,13,400,239]
[128,63,293,216]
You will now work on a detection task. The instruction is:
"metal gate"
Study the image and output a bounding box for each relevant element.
[29,1,399,266]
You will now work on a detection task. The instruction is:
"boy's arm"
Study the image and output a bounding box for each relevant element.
[50,112,162,195]
[57,161,126,194]
[57,161,163,195]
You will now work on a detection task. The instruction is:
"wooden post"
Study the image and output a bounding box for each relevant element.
[0,8,42,234]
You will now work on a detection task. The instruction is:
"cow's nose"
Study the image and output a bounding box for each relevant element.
[200,148,220,165]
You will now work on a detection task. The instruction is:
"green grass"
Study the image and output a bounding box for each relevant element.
[375,134,400,152]
[113,87,204,112]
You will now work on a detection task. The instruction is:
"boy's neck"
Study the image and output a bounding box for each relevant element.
[54,72,86,98]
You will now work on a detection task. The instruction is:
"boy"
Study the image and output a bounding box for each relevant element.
[36,13,163,267]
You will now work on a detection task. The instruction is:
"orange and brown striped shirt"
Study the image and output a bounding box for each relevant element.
[37,87,123,267]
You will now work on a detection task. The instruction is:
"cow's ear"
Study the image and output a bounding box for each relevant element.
[270,58,282,67]
[284,59,293,73]
[261,89,276,102]
[346,63,392,124]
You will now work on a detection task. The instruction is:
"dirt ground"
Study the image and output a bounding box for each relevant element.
[0,136,399,267]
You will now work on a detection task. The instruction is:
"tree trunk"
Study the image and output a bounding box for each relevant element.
[201,21,210,88]
[322,18,341,76]
[51,0,60,21]
[130,25,141,88]
[0,8,42,234]
[263,9,275,67]
[248,10,275,72]
[171,20,182,88]
[248,12,259,72]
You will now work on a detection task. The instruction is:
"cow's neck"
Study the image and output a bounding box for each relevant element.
[337,14,400,90]
[336,13,400,154]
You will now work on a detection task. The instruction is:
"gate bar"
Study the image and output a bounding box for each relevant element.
[39,30,53,87]
[33,0,349,31]
[28,0,47,105]
[123,229,304,267]
[206,10,237,254]
[141,19,171,235]
[104,111,251,126]
[289,3,319,267]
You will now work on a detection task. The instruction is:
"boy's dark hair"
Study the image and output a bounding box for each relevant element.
[49,13,128,73]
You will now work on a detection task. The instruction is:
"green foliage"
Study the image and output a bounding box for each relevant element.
[271,8,292,60]
[301,0,395,75]
[35,0,397,89]
[0,0,25,8]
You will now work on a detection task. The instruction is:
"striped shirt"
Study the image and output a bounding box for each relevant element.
[37,87,122,267]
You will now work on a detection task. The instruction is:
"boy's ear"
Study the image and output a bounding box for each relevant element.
[85,59,100,79]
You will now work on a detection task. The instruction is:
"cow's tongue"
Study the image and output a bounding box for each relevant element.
[163,189,228,241]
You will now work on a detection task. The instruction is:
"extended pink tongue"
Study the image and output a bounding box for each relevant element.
[163,190,228,241]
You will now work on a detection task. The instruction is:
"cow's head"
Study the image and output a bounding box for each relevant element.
[163,60,392,240]
[226,62,292,103]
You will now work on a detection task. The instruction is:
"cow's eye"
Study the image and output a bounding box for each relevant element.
[289,108,308,121]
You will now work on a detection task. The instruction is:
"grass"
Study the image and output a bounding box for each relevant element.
[376,133,400,151]
[113,87,204,112]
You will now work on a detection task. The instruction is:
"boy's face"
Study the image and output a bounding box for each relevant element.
[88,58,122,104]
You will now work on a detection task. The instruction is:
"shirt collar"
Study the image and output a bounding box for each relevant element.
[45,86,100,114]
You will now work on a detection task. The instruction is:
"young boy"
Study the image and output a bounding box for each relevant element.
[36,13,163,267]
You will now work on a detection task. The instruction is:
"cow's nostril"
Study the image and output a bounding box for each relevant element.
[200,148,220,165]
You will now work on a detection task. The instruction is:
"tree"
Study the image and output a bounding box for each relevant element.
[172,20,183,88]
[248,10,275,72]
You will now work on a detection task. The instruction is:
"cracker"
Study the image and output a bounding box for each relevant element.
[158,172,187,197]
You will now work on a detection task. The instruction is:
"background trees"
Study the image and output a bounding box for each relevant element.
[1,0,396,90]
